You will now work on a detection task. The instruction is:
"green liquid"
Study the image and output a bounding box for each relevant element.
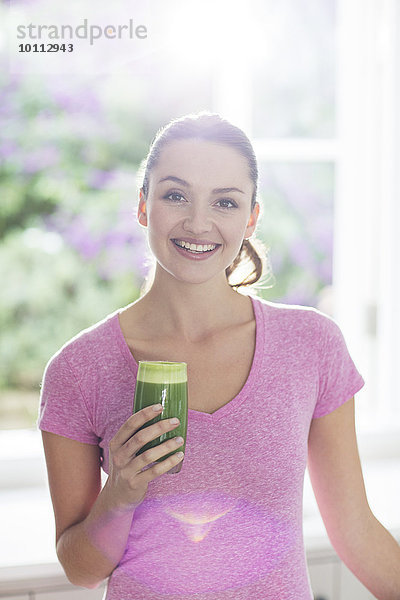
[133,380,188,461]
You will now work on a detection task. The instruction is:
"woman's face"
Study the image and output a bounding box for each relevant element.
[138,139,260,286]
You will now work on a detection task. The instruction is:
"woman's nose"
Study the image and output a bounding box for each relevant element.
[182,205,212,233]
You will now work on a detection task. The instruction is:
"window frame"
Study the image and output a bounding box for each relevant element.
[214,0,400,443]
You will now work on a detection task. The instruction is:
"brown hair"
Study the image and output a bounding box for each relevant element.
[137,111,274,295]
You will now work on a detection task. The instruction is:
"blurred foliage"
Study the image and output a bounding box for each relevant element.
[0,227,143,389]
[0,0,335,401]
[0,62,153,391]
[258,162,334,306]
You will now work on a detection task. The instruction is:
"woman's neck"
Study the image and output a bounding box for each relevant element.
[134,273,251,343]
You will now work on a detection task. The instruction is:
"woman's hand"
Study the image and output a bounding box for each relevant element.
[106,404,184,510]
[42,408,184,589]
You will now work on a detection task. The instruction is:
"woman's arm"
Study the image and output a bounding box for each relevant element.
[42,431,134,588]
[41,405,184,588]
[307,397,400,600]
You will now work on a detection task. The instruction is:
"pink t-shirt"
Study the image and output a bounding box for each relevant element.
[38,295,365,599]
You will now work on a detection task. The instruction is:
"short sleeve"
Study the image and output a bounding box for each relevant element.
[37,350,99,444]
[313,316,365,418]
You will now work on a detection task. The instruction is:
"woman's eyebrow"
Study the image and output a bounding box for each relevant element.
[157,175,245,194]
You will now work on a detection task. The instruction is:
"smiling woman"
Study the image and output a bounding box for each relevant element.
[136,112,273,295]
[37,111,400,600]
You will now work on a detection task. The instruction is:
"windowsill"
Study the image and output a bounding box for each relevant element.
[0,562,93,596]
[0,487,399,597]
[0,429,399,579]
[1,427,400,489]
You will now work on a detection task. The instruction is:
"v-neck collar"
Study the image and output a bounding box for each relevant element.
[112,294,265,423]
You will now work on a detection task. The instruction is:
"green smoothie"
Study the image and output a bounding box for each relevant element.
[133,361,188,473]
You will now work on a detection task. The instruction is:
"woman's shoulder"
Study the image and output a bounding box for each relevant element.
[252,294,330,319]
[45,309,122,372]
[251,294,338,337]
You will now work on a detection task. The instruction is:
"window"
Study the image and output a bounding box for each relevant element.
[213,0,400,438]
[1,0,399,443]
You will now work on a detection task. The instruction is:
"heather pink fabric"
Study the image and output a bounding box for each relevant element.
[38,295,365,599]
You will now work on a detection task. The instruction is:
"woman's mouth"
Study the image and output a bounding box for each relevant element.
[171,239,221,260]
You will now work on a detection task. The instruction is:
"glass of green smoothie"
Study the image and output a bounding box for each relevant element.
[133,361,188,474]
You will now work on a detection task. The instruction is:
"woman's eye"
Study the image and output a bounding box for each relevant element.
[217,199,237,209]
[164,192,185,202]
[163,193,237,208]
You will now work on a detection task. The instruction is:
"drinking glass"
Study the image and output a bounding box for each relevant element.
[133,361,188,474]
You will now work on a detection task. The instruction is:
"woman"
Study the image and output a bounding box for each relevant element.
[39,112,400,599]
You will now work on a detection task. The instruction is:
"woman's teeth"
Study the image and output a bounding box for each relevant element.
[173,240,217,253]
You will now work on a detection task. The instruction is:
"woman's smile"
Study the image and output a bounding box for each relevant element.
[170,238,222,260]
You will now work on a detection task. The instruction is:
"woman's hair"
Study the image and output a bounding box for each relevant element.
[136,111,274,296]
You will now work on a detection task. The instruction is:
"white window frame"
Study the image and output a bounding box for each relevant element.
[214,0,400,445]
[333,0,400,441]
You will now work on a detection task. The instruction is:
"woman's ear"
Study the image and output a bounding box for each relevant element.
[137,188,147,227]
[244,202,260,238]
